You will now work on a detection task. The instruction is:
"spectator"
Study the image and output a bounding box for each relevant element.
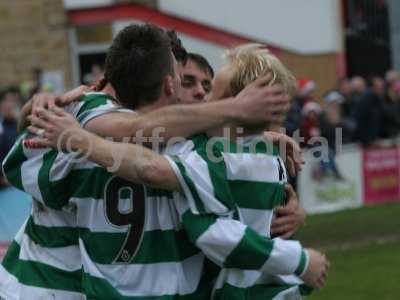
[338,78,353,98]
[353,78,383,146]
[351,76,367,93]
[371,76,386,99]
[285,78,316,137]
[338,78,354,118]
[300,101,322,146]
[337,78,357,141]
[350,76,367,104]
[380,80,400,139]
[321,91,353,144]
[385,69,400,86]
[319,91,349,179]
[0,88,20,187]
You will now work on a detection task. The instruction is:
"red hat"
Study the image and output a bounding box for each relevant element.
[297,78,316,96]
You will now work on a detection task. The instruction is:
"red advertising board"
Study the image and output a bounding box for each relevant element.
[363,145,400,204]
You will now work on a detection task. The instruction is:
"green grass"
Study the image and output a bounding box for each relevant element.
[294,203,400,299]
[295,203,400,249]
[311,241,400,300]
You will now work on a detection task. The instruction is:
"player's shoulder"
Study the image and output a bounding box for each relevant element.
[64,92,119,119]
[79,92,117,110]
[77,92,119,117]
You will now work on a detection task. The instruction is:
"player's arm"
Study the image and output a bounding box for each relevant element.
[26,74,290,141]
[29,97,243,142]
[167,155,328,289]
[163,147,327,288]
[181,209,312,275]
[86,75,288,140]
[73,129,180,191]
[271,185,306,239]
[126,78,289,140]
[84,99,243,141]
[184,212,327,289]
[164,158,327,288]
[28,107,181,191]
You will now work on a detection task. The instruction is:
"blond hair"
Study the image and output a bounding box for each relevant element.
[224,43,296,96]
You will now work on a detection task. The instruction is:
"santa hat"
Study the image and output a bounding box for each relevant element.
[302,101,322,116]
[297,78,316,96]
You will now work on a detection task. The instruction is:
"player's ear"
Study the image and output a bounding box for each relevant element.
[163,75,174,96]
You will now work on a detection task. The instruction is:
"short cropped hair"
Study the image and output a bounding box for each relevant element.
[187,53,214,78]
[104,24,173,110]
[167,30,187,64]
[224,43,296,96]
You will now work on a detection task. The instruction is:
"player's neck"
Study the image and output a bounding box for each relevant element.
[101,84,117,98]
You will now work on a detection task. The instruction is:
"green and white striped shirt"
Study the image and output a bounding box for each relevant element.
[67,170,214,299]
[165,134,311,300]
[2,96,309,300]
[2,95,217,300]
[0,92,122,300]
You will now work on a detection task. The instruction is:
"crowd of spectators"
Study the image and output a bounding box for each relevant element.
[0,67,45,188]
[285,69,400,148]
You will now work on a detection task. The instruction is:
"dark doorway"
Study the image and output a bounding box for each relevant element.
[344,0,391,77]
[79,53,107,85]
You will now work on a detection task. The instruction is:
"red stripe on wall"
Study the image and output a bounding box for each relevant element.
[67,3,281,53]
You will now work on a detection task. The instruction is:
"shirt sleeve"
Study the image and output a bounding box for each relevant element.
[166,146,309,277]
[68,93,132,127]
[165,148,234,216]
[174,204,308,276]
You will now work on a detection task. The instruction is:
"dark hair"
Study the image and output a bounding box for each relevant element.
[186,53,214,78]
[104,24,173,110]
[167,30,187,64]
[0,86,20,103]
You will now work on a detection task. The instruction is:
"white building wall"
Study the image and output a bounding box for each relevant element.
[178,34,227,71]
[159,0,343,54]
[63,0,114,10]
